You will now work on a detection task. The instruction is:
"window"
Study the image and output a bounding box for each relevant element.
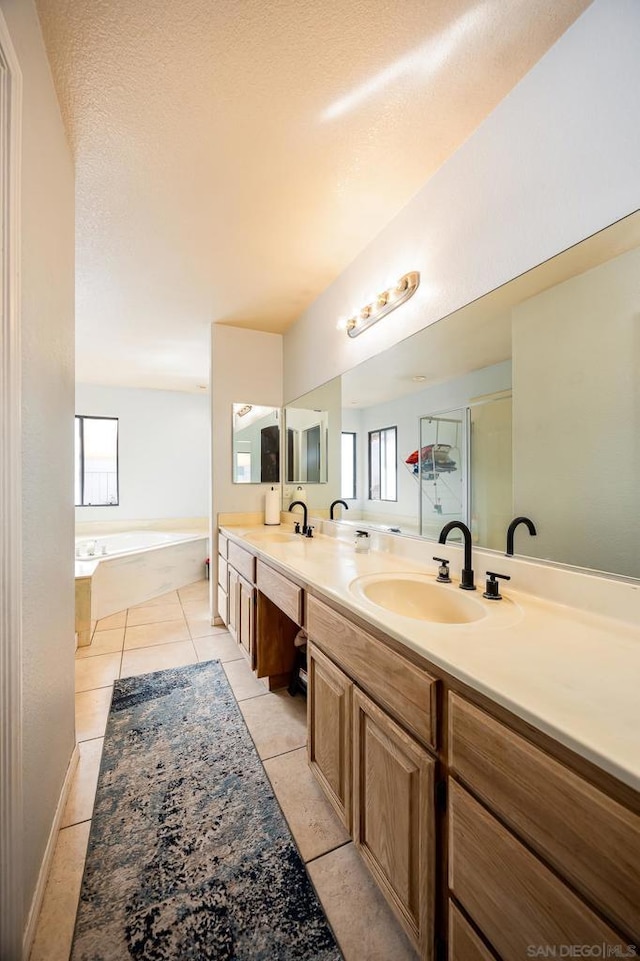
[75,416,119,506]
[341,432,356,499]
[368,426,397,501]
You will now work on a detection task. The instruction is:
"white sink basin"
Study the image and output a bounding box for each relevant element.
[349,572,486,624]
[246,530,301,544]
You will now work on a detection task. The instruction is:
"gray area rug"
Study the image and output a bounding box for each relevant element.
[71,661,343,960]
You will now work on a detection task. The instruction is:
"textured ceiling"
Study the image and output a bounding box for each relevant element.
[36,0,591,391]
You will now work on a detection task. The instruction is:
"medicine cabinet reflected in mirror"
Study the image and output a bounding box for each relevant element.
[284,408,328,484]
[295,210,640,580]
[232,404,280,484]
[282,378,342,511]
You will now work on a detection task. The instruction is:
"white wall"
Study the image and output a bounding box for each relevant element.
[75,384,210,523]
[512,246,640,578]
[1,0,76,936]
[283,0,640,401]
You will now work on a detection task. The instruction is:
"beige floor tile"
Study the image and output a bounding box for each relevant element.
[123,618,189,650]
[75,652,121,693]
[186,615,227,639]
[120,639,197,678]
[75,687,113,741]
[75,627,124,659]
[29,821,91,961]
[178,580,209,602]
[126,602,185,627]
[194,632,244,663]
[181,598,211,618]
[307,843,419,961]
[95,610,127,630]
[130,589,179,608]
[264,747,349,861]
[222,658,269,702]
[61,738,104,828]
[240,689,307,759]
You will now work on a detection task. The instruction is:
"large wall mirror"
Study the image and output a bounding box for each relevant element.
[288,210,640,580]
[232,404,280,484]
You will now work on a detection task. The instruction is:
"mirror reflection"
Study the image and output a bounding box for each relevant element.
[283,378,341,511]
[292,211,640,579]
[232,404,280,484]
[284,408,329,484]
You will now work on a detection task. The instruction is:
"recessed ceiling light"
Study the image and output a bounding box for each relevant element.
[412,375,427,383]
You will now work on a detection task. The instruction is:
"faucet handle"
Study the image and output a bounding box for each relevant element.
[305,525,314,539]
[294,521,301,534]
[483,571,511,600]
[433,557,451,583]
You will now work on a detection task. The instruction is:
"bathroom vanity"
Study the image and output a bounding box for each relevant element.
[216,524,640,961]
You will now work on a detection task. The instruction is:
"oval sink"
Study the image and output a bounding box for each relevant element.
[349,572,486,624]
[246,530,301,544]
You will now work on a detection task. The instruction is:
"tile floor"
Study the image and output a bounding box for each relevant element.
[30,579,418,961]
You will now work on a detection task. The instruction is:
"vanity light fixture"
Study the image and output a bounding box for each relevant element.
[236,404,253,417]
[345,271,420,338]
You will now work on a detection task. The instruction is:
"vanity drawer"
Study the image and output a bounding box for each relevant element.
[448,694,640,939]
[256,560,303,625]
[218,532,228,559]
[227,541,256,583]
[217,556,228,590]
[307,595,437,749]
[448,902,497,961]
[448,780,625,961]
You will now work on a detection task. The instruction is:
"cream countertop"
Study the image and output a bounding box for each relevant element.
[221,524,640,793]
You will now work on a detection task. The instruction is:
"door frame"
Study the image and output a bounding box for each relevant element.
[0,8,23,958]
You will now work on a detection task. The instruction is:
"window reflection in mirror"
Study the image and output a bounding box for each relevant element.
[368,427,397,501]
[232,404,280,484]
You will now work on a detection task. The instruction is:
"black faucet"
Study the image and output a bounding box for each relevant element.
[438,521,476,590]
[506,516,537,556]
[329,499,349,520]
[289,500,308,535]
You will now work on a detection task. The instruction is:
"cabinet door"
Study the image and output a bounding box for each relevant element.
[227,566,240,642]
[238,575,255,667]
[308,643,353,830]
[353,687,435,961]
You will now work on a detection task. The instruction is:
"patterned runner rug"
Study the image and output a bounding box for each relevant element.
[71,661,342,960]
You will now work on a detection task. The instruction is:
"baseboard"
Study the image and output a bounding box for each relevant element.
[22,744,80,960]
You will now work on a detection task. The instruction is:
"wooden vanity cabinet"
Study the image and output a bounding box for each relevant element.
[307,643,353,830]
[307,597,438,961]
[220,540,256,666]
[218,534,640,961]
[447,694,640,957]
[226,565,239,642]
[353,687,435,958]
[217,533,300,685]
[238,575,255,664]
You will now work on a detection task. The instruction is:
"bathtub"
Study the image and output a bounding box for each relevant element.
[74,529,209,644]
[75,530,202,559]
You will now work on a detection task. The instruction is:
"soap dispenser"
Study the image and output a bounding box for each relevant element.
[355,530,370,554]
